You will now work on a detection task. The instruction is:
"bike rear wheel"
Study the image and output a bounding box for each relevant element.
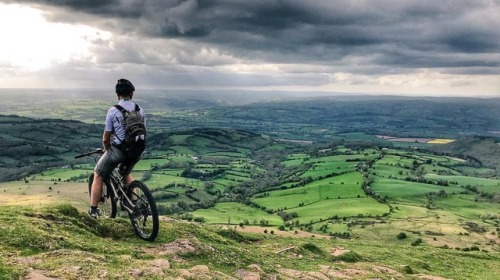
[88,173,117,218]
[126,180,159,241]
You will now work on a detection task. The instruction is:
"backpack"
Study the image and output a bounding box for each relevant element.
[114,104,146,158]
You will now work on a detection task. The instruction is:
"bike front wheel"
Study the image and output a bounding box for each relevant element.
[126,180,159,241]
[88,173,117,218]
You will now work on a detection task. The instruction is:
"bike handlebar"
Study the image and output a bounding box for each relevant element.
[74,148,104,159]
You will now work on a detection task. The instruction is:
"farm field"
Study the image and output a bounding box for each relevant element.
[0,180,88,210]
[192,202,283,225]
[252,172,365,210]
[0,127,498,255]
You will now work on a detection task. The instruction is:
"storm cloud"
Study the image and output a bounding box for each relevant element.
[2,0,500,94]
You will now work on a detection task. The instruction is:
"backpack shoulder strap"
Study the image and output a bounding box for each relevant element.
[134,104,140,112]
[114,104,128,115]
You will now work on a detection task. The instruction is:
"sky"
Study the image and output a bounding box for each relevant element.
[0,0,499,96]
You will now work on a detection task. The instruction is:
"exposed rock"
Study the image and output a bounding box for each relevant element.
[148,267,164,276]
[53,266,81,278]
[190,265,211,274]
[248,264,264,272]
[150,258,170,269]
[415,275,453,280]
[98,270,108,279]
[178,265,235,280]
[24,269,60,280]
[343,269,366,277]
[234,269,260,280]
[129,269,143,278]
[372,265,402,277]
[146,238,198,256]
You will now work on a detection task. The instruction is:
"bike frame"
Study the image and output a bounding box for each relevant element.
[77,149,138,215]
[75,148,159,241]
[107,168,135,214]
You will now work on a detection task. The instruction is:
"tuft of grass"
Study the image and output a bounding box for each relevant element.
[301,242,326,256]
[52,203,80,218]
[216,228,262,243]
[332,251,364,263]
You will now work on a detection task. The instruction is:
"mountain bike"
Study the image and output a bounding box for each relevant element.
[75,148,159,241]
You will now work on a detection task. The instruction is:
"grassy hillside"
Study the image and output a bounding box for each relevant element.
[1,111,499,279]
[204,96,500,140]
[0,204,498,280]
[430,137,500,173]
[0,115,101,182]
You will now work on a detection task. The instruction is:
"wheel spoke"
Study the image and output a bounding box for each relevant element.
[126,181,159,241]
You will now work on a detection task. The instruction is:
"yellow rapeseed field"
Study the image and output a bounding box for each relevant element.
[427,138,455,144]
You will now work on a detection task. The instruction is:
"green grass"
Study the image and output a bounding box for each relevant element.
[291,198,390,223]
[371,177,464,204]
[301,161,357,179]
[144,173,202,189]
[192,202,283,225]
[170,145,196,155]
[433,194,500,219]
[425,174,500,193]
[133,158,169,170]
[253,172,365,210]
[33,168,92,181]
[1,203,490,279]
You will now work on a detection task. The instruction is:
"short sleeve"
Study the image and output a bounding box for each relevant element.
[104,107,115,132]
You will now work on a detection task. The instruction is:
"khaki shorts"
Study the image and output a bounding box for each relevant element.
[94,145,140,177]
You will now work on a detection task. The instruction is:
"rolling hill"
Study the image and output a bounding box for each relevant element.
[0,107,499,279]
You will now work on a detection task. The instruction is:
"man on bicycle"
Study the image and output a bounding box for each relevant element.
[88,79,146,218]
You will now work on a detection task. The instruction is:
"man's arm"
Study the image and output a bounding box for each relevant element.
[102,131,112,150]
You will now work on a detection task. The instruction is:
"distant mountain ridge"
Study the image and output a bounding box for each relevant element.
[1,89,499,140]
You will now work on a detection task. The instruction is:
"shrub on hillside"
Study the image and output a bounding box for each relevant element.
[397,232,408,240]
[411,238,423,246]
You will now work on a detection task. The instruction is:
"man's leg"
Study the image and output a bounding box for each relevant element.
[125,174,134,184]
[89,146,123,217]
[121,157,140,204]
[90,171,104,207]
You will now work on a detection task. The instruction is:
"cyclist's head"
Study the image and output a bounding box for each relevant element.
[115,78,135,97]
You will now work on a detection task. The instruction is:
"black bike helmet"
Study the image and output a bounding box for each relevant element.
[115,78,135,96]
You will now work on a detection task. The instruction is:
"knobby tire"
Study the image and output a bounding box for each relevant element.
[126,180,159,241]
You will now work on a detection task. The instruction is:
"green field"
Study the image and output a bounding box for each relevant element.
[291,198,390,222]
[192,202,283,225]
[371,177,465,203]
[253,172,365,210]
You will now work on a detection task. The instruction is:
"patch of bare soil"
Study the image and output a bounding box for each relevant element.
[330,247,350,256]
[143,238,199,256]
[372,265,402,277]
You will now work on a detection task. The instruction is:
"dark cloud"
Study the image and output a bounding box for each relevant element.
[11,1,500,54]
[3,0,499,92]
